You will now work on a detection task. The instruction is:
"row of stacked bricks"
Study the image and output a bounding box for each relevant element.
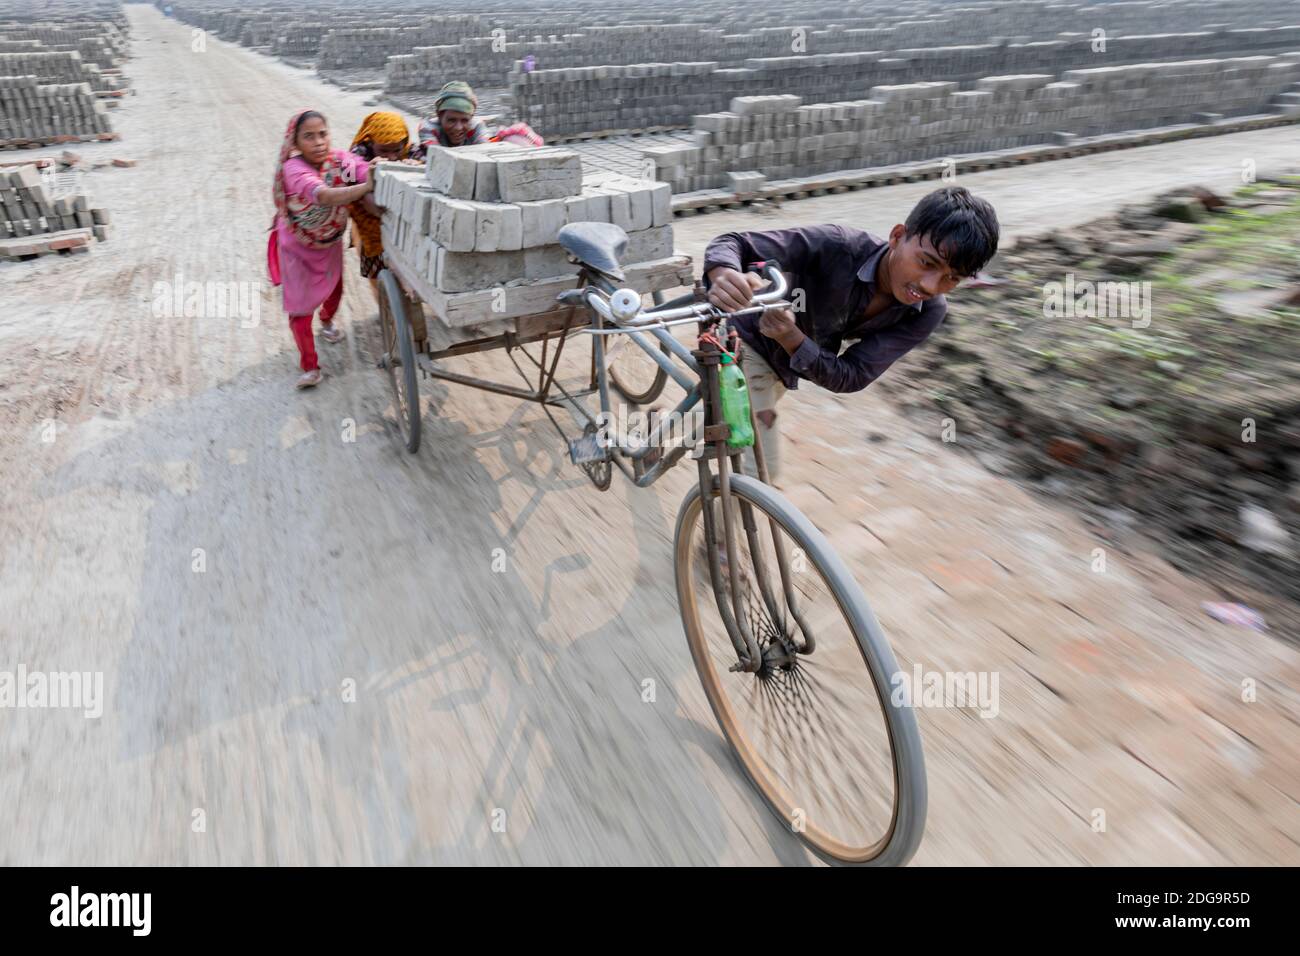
[211,10,273,43]
[162,0,1295,54]
[0,8,127,148]
[0,35,123,70]
[0,162,111,258]
[271,23,327,59]
[1062,56,1300,134]
[237,15,279,48]
[165,0,1288,43]
[374,143,676,338]
[387,16,994,97]
[0,75,114,145]
[0,21,131,61]
[388,37,546,94]
[388,24,950,94]
[391,0,1300,97]
[642,53,1300,193]
[511,61,735,138]
[508,23,1300,141]
[316,17,482,71]
[0,51,121,91]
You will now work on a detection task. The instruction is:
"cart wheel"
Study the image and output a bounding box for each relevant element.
[610,338,671,405]
[379,269,421,454]
[609,289,670,405]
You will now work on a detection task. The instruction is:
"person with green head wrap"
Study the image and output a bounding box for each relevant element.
[411,80,489,161]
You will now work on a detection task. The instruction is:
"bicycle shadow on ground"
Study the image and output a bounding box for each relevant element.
[40,331,811,864]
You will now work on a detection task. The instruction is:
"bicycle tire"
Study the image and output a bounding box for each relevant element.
[673,473,927,866]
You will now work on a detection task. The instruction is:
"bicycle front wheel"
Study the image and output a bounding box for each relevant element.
[674,473,926,865]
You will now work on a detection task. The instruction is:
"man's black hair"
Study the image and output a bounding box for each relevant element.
[903,186,999,277]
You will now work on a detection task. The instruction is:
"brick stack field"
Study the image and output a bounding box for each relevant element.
[0,0,130,149]
[158,0,1300,212]
[0,0,128,256]
[2,1,1299,869]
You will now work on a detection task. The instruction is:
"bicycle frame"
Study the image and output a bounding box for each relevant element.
[574,266,817,673]
[569,273,702,488]
[575,266,786,483]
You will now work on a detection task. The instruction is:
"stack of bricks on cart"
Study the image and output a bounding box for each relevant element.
[0,162,111,258]
[0,75,115,147]
[375,144,685,346]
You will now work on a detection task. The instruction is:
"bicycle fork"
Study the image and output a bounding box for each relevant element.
[694,338,816,674]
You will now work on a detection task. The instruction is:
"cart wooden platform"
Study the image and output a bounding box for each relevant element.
[376,245,694,453]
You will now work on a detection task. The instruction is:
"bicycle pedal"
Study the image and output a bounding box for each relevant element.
[568,432,608,466]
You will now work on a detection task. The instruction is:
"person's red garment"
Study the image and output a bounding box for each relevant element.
[266,226,281,286]
[289,315,318,371]
[288,274,343,372]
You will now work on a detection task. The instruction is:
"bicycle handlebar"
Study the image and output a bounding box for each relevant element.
[581,263,789,333]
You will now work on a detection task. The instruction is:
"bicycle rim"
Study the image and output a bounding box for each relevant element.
[674,474,926,865]
[379,271,419,451]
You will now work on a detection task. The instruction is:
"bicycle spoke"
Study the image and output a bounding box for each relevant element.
[685,485,899,855]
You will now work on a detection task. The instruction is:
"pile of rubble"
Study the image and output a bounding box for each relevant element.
[886,176,1300,636]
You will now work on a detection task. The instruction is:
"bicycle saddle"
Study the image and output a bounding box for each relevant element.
[558,221,628,281]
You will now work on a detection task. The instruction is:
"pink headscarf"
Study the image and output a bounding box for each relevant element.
[489,122,544,148]
[271,109,350,249]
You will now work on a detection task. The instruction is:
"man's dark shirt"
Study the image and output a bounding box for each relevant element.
[701,224,948,392]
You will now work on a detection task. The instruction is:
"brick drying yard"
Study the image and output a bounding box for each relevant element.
[0,1,1298,865]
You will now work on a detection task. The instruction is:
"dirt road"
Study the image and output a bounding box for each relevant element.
[1,5,1296,865]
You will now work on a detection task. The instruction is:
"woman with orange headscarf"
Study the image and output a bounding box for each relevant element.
[348,111,411,303]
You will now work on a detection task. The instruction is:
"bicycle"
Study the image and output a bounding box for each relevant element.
[378,220,928,864]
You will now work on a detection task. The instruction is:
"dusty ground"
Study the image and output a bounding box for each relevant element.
[886,180,1300,638]
[1,5,1297,865]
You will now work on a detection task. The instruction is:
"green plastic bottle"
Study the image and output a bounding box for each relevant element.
[718,354,755,449]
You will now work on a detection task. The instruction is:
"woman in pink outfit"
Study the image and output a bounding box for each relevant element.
[269,109,376,389]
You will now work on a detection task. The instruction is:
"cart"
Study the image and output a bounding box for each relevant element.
[376,238,688,459]
[373,222,928,866]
